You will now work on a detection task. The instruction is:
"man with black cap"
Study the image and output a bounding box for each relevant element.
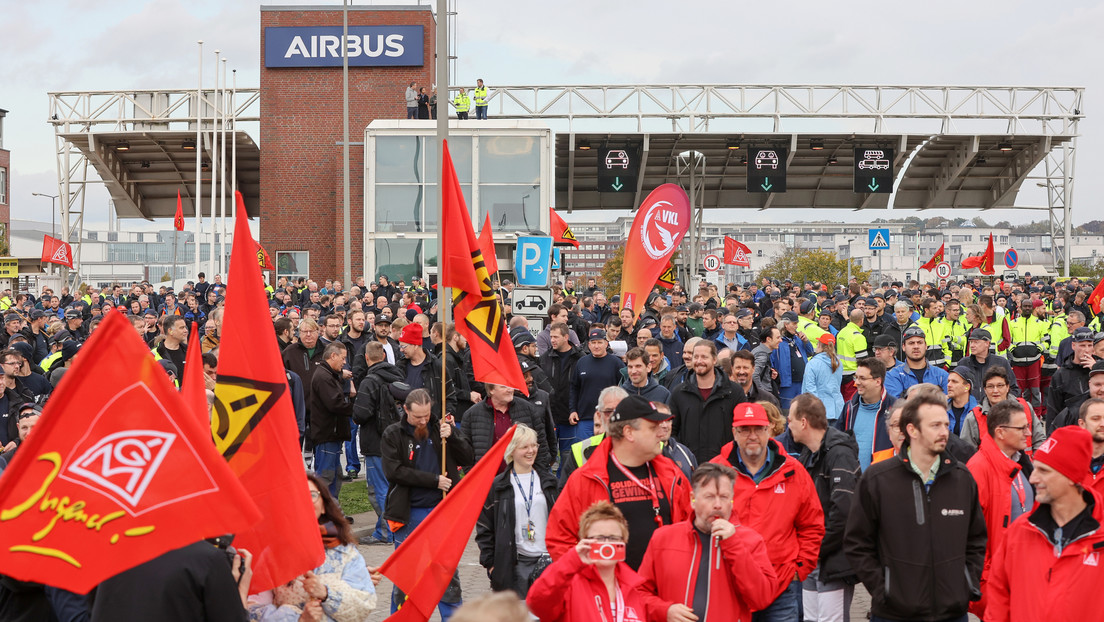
[947,367,980,436]
[370,314,398,364]
[773,311,814,411]
[54,307,86,344]
[885,325,950,399]
[546,394,692,570]
[985,426,1104,622]
[872,333,905,377]
[0,313,23,350]
[510,326,551,393]
[18,309,49,364]
[957,328,1020,403]
[796,299,827,344]
[569,328,626,443]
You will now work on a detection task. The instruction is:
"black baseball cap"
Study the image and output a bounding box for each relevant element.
[873,334,897,349]
[588,328,608,341]
[1072,327,1095,343]
[607,395,673,425]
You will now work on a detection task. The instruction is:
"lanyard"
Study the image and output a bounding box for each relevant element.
[1011,471,1027,510]
[596,582,625,622]
[610,453,664,528]
[511,469,535,520]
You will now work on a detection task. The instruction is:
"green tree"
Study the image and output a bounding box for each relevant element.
[758,248,870,285]
[597,245,625,294]
[1069,260,1104,280]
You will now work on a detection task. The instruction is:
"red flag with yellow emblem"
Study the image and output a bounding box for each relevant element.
[440,141,527,395]
[0,311,260,594]
[174,190,185,232]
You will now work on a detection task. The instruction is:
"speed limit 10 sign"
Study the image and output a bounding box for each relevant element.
[703,254,721,272]
[935,262,952,279]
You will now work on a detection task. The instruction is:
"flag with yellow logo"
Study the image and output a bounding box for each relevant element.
[440,141,528,395]
[0,311,259,593]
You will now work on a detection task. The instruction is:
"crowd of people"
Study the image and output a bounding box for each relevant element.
[2,268,1104,621]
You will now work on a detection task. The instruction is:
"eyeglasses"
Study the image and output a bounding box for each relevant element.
[588,535,624,542]
[308,490,321,500]
[998,424,1031,434]
[984,383,1009,390]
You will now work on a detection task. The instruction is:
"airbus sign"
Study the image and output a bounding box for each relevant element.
[264,26,424,68]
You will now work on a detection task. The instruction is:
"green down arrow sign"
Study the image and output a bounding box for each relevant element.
[867,179,880,192]
[611,177,624,191]
[761,178,773,192]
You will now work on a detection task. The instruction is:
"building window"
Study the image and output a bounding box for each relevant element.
[375,238,436,283]
[276,251,310,283]
[374,135,472,232]
[0,168,6,205]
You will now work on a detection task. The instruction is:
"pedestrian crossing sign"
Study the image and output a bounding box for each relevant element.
[868,228,890,250]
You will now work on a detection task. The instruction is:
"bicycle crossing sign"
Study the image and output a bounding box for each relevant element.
[868,229,890,250]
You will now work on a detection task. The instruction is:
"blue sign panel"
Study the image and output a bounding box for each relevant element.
[868,228,890,250]
[551,247,562,271]
[264,26,424,68]
[1004,248,1019,269]
[514,236,553,287]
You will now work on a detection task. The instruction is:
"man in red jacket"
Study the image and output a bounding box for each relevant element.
[546,395,693,570]
[710,402,825,622]
[966,398,1034,617]
[985,425,1104,622]
[638,462,777,622]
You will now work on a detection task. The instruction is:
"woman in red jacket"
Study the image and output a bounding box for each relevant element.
[527,501,663,622]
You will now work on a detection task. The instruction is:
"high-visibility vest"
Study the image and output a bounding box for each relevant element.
[837,322,869,374]
[1042,314,1068,372]
[917,316,947,366]
[797,316,827,344]
[571,433,605,467]
[473,86,488,106]
[453,93,470,112]
[1007,315,1046,365]
[942,316,971,367]
[981,315,1009,356]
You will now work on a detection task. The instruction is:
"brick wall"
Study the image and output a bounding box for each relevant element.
[259,6,436,281]
[0,146,10,251]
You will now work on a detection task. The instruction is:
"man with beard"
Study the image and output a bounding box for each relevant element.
[381,388,472,617]
[726,350,778,407]
[669,340,748,463]
[710,403,825,622]
[884,326,950,399]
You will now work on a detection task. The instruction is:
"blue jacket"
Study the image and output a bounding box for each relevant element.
[770,335,815,389]
[619,376,672,404]
[947,394,979,436]
[884,362,949,400]
[801,352,845,421]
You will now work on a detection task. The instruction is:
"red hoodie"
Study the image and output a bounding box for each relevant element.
[710,439,825,599]
[527,547,663,622]
[546,438,693,561]
[638,520,778,622]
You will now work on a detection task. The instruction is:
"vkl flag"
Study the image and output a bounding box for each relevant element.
[257,242,275,271]
[41,235,74,268]
[921,242,945,272]
[655,261,676,289]
[174,190,185,232]
[477,214,500,276]
[549,207,579,248]
[961,233,995,275]
[212,192,324,592]
[0,311,260,594]
[381,426,518,622]
[619,184,691,315]
[182,321,208,425]
[1088,278,1104,315]
[724,237,751,267]
[440,141,528,396]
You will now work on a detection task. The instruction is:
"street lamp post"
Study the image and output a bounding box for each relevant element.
[31,192,58,238]
[845,237,856,284]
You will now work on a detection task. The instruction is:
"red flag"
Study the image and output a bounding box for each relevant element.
[182,321,208,425]
[549,207,579,248]
[0,311,260,594]
[620,184,691,315]
[655,261,676,289]
[477,214,500,276]
[1088,279,1104,315]
[40,235,74,268]
[920,242,945,272]
[724,237,751,267]
[256,242,275,271]
[212,192,324,592]
[381,425,517,621]
[174,190,185,232]
[440,141,528,396]
[961,234,995,275]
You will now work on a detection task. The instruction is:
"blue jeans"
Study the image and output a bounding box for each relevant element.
[407,106,418,119]
[344,420,361,474]
[313,441,342,499]
[753,579,801,622]
[391,506,462,619]
[363,456,392,542]
[555,423,578,477]
[475,105,487,120]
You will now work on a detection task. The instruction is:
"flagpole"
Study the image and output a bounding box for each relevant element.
[195,40,203,280]
[220,57,228,277]
[209,50,220,278]
[437,0,450,480]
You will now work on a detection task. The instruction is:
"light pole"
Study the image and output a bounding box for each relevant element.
[32,192,58,238]
[845,237,856,284]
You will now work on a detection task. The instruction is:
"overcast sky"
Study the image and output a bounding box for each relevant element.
[2,0,1100,230]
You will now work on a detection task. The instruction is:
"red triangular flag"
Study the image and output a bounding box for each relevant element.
[477,214,500,276]
[440,141,528,396]
[182,321,208,425]
[380,425,517,621]
[40,235,74,268]
[550,207,579,248]
[0,311,261,594]
[174,190,185,232]
[1088,279,1104,316]
[962,234,995,275]
[724,237,751,267]
[256,242,275,271]
[921,242,945,272]
[655,260,676,289]
[212,192,324,592]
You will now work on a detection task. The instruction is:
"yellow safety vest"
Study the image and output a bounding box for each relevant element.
[981,315,1009,356]
[453,93,470,112]
[473,86,488,106]
[917,316,947,366]
[837,322,869,374]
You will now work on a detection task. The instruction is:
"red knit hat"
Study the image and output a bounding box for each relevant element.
[1034,426,1092,486]
[399,322,424,346]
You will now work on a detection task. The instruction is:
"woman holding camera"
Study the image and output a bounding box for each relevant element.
[247,474,378,622]
[475,424,559,597]
[527,501,659,622]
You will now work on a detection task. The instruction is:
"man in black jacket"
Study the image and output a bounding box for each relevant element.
[538,323,583,472]
[1046,327,1101,431]
[381,388,472,616]
[309,343,354,498]
[352,341,404,545]
[669,340,747,463]
[788,393,860,621]
[395,323,457,418]
[462,382,552,474]
[844,390,987,622]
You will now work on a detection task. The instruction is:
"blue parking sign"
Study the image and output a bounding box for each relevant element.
[514,236,553,287]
